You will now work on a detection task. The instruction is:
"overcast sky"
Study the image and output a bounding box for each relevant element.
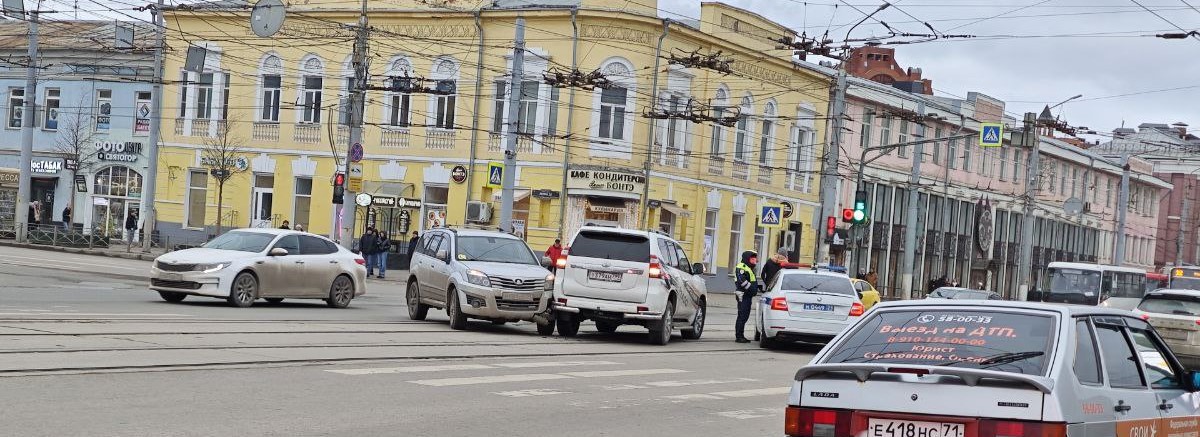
[659,0,1200,139]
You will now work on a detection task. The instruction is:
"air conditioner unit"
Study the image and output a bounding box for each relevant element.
[466,201,492,223]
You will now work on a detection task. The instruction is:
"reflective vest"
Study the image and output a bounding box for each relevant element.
[735,262,756,282]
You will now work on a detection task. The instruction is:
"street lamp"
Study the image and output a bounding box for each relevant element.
[1157,31,1200,39]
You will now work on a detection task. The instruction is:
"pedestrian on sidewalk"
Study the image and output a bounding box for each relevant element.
[279,220,290,230]
[734,250,759,343]
[405,230,420,270]
[27,200,40,231]
[124,210,139,252]
[375,230,391,279]
[360,227,379,277]
[545,238,563,271]
[61,205,71,231]
[761,248,787,288]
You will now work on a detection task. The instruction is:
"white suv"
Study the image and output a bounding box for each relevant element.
[406,228,556,334]
[551,226,707,345]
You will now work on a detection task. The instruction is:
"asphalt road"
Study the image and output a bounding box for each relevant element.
[0,245,819,437]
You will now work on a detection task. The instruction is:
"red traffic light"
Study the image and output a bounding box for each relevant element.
[841,208,855,223]
[826,216,836,237]
[334,173,345,186]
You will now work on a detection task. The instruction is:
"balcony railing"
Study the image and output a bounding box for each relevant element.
[488,132,556,154]
[252,122,279,142]
[425,129,457,149]
[173,118,184,136]
[294,123,320,144]
[336,125,350,147]
[662,146,680,167]
[757,166,773,184]
[707,156,725,176]
[732,160,749,181]
[190,119,211,137]
[380,127,410,149]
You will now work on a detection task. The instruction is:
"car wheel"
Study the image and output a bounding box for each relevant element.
[759,314,775,349]
[158,291,186,303]
[595,321,619,333]
[681,299,705,340]
[227,272,257,308]
[406,281,429,321]
[326,275,354,308]
[557,313,580,337]
[536,320,555,336]
[648,301,675,346]
[265,298,284,304]
[447,288,467,330]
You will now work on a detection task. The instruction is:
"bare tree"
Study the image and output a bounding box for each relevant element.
[200,122,247,235]
[52,100,99,229]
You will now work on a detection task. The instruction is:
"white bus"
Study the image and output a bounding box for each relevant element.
[1035,262,1147,310]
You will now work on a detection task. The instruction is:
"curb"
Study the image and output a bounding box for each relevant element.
[0,240,161,261]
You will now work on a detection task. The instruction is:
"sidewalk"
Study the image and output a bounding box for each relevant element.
[0,239,168,261]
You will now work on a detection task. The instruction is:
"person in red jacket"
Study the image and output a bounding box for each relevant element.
[545,238,563,269]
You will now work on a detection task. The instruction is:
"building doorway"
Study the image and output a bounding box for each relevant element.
[251,175,275,228]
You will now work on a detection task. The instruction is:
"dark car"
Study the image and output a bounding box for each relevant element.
[927,286,1004,300]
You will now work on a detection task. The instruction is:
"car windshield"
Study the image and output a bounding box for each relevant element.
[823,309,1056,376]
[455,236,538,265]
[202,231,276,253]
[1138,294,1200,317]
[1045,268,1102,305]
[778,274,855,296]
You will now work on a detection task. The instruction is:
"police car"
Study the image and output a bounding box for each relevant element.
[755,267,865,349]
[785,299,1200,437]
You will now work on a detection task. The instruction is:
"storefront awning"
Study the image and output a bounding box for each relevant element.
[586,196,627,214]
[492,189,531,203]
[658,202,691,218]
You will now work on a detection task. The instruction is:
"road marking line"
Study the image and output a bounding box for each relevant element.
[714,408,779,420]
[492,360,621,369]
[708,387,792,398]
[662,394,724,401]
[597,384,649,391]
[0,312,192,317]
[560,369,688,378]
[492,389,572,397]
[326,364,494,375]
[644,378,758,388]
[409,374,573,387]
[0,255,142,271]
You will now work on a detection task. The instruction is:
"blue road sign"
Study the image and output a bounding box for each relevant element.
[349,142,364,162]
[760,205,782,227]
[486,162,504,188]
[979,123,1003,147]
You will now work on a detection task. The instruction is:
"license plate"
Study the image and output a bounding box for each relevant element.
[588,270,623,283]
[802,303,833,312]
[867,419,965,437]
[160,273,183,281]
[502,291,534,301]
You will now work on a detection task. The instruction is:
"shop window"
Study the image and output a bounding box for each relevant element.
[93,166,143,198]
[8,87,23,129]
[423,185,448,229]
[658,209,675,238]
[294,177,312,229]
[95,89,112,131]
[43,88,60,130]
[186,170,207,228]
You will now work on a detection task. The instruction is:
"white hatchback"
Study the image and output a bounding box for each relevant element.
[755,269,864,348]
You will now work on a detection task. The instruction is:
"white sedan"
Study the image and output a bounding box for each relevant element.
[754,269,865,348]
[149,229,367,308]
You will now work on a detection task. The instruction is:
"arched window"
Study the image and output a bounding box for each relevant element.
[93,166,144,198]
[429,57,459,129]
[258,54,283,122]
[760,101,777,164]
[734,95,754,161]
[710,86,729,157]
[299,55,325,124]
[385,57,414,127]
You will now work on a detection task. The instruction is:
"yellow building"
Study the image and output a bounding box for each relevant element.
[155,0,830,284]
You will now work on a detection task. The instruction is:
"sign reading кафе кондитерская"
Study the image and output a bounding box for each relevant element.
[566,168,646,194]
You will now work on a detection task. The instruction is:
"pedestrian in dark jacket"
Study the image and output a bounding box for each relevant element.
[761,248,787,289]
[124,210,139,251]
[359,227,379,276]
[734,250,759,343]
[375,231,391,279]
[405,231,420,270]
[61,205,71,231]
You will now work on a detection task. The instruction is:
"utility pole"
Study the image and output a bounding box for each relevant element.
[140,0,165,251]
[816,66,847,265]
[14,11,39,243]
[1114,153,1131,265]
[899,102,926,300]
[338,0,368,248]
[1016,112,1039,301]
[498,17,525,234]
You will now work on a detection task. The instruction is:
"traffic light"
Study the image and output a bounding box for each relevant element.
[841,208,854,223]
[333,172,345,204]
[852,190,868,224]
[825,216,836,238]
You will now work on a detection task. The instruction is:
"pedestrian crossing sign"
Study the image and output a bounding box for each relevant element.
[760,205,783,228]
[979,123,1003,147]
[486,162,504,188]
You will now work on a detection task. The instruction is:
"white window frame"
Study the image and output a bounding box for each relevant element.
[185,169,208,229]
[897,120,909,157]
[703,208,719,273]
[733,95,753,163]
[95,89,112,132]
[427,57,460,131]
[709,86,729,158]
[296,55,326,124]
[293,177,312,228]
[42,88,60,131]
[257,54,283,123]
[195,72,214,120]
[7,87,23,129]
[589,57,636,159]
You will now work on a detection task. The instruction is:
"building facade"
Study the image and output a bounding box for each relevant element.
[0,21,155,236]
[156,0,832,287]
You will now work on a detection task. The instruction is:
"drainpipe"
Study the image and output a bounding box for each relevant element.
[466,9,486,206]
[556,8,579,238]
[639,19,670,229]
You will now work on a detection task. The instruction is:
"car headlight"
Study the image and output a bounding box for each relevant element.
[544,273,555,291]
[466,269,491,287]
[198,262,231,273]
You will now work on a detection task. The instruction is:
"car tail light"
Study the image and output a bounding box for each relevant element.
[637,305,650,312]
[849,302,865,317]
[785,406,852,437]
[770,297,789,311]
[557,298,568,305]
[354,258,366,265]
[978,419,1066,437]
[886,367,930,376]
[648,255,666,279]
[556,247,569,269]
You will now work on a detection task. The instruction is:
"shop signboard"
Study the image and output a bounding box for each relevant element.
[30,159,63,175]
[566,168,645,194]
[95,141,144,163]
[0,170,17,187]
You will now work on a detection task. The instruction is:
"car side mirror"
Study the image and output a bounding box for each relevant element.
[541,256,553,269]
[1188,371,1200,392]
[268,248,288,257]
[435,249,448,261]
[691,263,705,275]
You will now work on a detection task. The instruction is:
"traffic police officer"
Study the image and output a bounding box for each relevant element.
[734,250,759,343]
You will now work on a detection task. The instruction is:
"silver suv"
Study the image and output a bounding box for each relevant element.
[406,228,555,334]
[552,226,707,345]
